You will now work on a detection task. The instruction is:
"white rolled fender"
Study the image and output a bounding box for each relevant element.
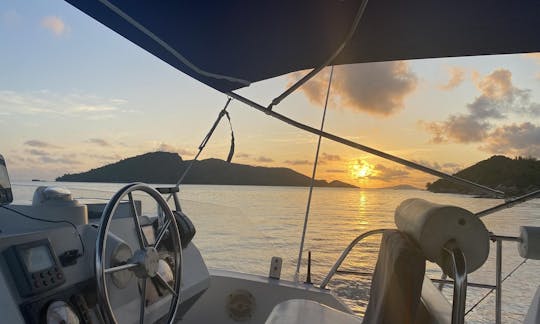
[395,198,490,276]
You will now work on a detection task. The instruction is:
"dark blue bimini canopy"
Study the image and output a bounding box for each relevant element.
[66,0,540,93]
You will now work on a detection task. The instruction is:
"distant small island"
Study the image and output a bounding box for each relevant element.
[427,155,540,196]
[380,184,421,190]
[56,152,357,188]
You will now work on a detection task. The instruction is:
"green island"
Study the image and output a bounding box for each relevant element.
[427,155,540,196]
[56,151,357,188]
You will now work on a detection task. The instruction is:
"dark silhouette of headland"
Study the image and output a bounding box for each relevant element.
[427,155,540,196]
[57,152,357,188]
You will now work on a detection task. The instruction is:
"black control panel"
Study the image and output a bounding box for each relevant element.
[3,239,66,297]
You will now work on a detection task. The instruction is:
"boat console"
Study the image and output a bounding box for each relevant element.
[0,162,210,324]
[0,154,13,205]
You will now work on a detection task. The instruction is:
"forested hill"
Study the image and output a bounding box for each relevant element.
[56,152,357,188]
[427,155,540,196]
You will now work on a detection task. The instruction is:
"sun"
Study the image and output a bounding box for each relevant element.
[350,160,374,179]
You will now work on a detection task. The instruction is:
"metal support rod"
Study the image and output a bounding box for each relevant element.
[227,91,505,198]
[172,192,182,211]
[268,0,370,109]
[430,278,495,290]
[495,240,502,324]
[320,228,389,289]
[175,98,232,188]
[295,66,334,282]
[445,242,467,324]
[475,189,540,218]
[490,234,521,242]
[334,270,495,290]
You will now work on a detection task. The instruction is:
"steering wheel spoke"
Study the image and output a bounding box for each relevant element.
[96,183,183,324]
[140,277,147,324]
[155,272,178,297]
[154,218,172,248]
[128,192,149,248]
[104,263,139,274]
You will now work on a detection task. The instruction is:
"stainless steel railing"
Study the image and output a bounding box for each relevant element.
[320,229,521,324]
[320,228,389,289]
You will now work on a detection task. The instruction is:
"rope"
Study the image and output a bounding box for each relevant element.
[294,66,335,281]
[465,259,528,317]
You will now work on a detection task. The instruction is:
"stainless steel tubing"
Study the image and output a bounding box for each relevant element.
[445,241,467,324]
[495,239,502,324]
[320,228,389,289]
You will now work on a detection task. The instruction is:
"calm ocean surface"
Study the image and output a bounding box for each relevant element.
[11,182,540,323]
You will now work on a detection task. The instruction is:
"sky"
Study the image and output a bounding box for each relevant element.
[1,1,539,188]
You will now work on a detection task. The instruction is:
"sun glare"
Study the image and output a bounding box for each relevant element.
[350,160,374,179]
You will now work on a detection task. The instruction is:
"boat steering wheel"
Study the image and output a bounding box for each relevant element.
[95,183,182,324]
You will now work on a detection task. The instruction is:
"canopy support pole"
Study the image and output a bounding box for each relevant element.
[268,0,369,110]
[226,90,505,198]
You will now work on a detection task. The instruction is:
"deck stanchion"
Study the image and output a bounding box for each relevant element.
[495,240,502,324]
[445,242,467,324]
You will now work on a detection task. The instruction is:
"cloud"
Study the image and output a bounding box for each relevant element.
[283,159,311,165]
[349,160,409,182]
[19,150,81,165]
[236,153,251,158]
[293,61,417,116]
[439,67,465,90]
[475,69,514,99]
[326,169,347,173]
[0,90,129,119]
[412,160,463,174]
[39,155,81,165]
[86,138,111,146]
[156,143,176,152]
[370,164,410,182]
[41,16,67,36]
[155,143,195,157]
[85,153,122,161]
[72,105,118,112]
[321,153,341,161]
[24,139,62,149]
[421,115,490,144]
[20,145,81,165]
[255,156,274,163]
[423,69,540,144]
[480,122,540,157]
[178,149,195,156]
[26,149,50,156]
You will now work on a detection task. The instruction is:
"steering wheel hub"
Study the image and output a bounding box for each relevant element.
[131,247,160,278]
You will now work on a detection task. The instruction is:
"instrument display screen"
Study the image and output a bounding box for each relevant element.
[21,245,54,273]
[3,239,66,296]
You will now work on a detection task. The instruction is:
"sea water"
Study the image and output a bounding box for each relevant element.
[11,182,540,323]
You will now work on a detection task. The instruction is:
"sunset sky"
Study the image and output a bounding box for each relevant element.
[1,1,539,188]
